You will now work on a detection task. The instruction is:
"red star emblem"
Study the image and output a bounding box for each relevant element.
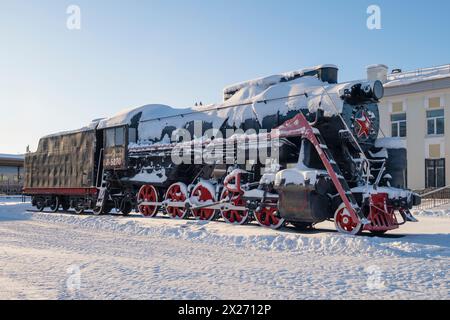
[355,111,372,138]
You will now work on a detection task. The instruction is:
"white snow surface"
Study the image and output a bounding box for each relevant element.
[129,167,168,184]
[0,199,448,300]
[375,137,407,149]
[275,166,327,187]
[413,203,450,218]
[351,185,413,200]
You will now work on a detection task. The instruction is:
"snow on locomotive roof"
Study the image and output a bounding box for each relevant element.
[220,74,353,115]
[105,75,351,126]
[97,104,191,129]
[223,64,338,95]
[95,78,366,144]
[90,64,378,145]
[43,119,101,138]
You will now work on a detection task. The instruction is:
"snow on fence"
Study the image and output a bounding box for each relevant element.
[413,186,450,210]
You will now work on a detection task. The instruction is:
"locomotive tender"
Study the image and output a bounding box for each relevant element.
[24,64,420,235]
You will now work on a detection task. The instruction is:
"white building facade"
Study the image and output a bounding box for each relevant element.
[368,64,450,190]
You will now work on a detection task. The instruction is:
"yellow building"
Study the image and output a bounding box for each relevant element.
[367,64,450,190]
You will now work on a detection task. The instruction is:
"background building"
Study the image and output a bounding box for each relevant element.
[368,64,450,190]
[0,154,24,194]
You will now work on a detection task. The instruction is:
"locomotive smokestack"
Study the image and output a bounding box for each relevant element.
[367,64,388,83]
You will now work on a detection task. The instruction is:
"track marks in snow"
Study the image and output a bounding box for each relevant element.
[0,202,449,299]
[26,209,450,259]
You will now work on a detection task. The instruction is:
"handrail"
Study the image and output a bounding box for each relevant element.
[95,148,104,188]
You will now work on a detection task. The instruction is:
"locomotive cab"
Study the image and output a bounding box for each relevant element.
[93,124,137,215]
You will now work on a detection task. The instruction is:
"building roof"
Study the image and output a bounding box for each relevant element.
[0,154,25,167]
[385,64,450,88]
[383,64,450,97]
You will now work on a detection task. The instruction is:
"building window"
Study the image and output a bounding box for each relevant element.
[428,97,441,109]
[427,109,445,135]
[429,144,441,159]
[392,101,404,113]
[391,113,407,137]
[425,159,445,188]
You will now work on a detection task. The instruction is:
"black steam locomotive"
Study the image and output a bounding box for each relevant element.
[24,65,420,235]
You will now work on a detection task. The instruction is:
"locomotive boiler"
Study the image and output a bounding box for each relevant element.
[24,64,420,235]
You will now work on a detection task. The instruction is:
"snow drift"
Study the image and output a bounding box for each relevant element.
[17,207,450,260]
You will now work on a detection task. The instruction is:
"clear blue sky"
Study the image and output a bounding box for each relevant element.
[1,0,449,154]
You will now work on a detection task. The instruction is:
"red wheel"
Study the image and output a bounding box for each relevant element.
[220,189,249,225]
[254,202,285,229]
[334,203,363,235]
[164,183,188,219]
[137,185,159,217]
[191,182,217,221]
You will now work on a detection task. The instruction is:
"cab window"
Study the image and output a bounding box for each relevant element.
[128,128,137,144]
[106,129,115,147]
[115,127,125,146]
[105,127,126,147]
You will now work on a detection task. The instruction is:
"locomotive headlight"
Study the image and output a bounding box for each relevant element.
[372,80,384,100]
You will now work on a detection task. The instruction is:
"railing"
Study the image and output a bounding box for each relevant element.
[413,186,450,210]
[0,182,23,195]
[387,64,450,82]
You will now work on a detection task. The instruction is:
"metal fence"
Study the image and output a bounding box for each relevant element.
[0,182,23,195]
[413,186,450,210]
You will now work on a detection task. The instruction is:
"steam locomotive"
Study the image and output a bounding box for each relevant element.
[24,64,420,235]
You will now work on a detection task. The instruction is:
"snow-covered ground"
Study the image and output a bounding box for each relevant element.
[0,198,448,300]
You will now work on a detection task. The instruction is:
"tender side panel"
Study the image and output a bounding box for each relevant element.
[24,130,98,190]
